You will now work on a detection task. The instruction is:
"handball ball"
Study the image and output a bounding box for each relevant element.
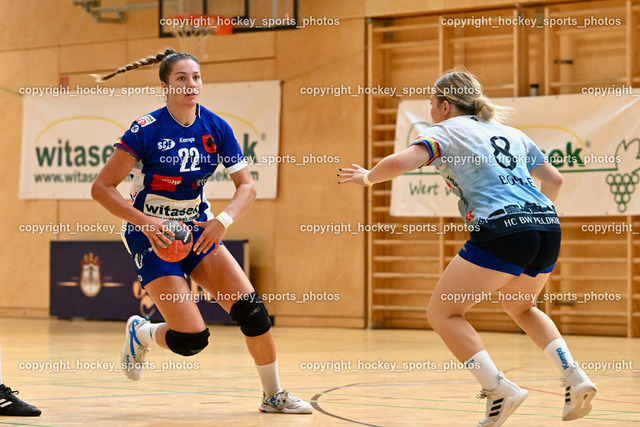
[153,220,193,262]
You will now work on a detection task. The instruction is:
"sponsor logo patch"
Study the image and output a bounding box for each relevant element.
[191,175,210,190]
[179,137,195,143]
[150,174,182,192]
[143,195,200,221]
[202,134,217,153]
[157,138,175,151]
[136,114,156,127]
[130,124,139,133]
[465,210,474,222]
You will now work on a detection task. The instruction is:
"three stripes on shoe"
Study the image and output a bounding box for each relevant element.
[489,397,503,417]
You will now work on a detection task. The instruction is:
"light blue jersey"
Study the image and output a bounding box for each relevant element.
[412,115,560,240]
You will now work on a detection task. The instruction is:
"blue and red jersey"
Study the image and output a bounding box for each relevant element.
[115,104,246,225]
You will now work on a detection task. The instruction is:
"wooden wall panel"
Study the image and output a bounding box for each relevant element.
[0,47,59,315]
[273,19,367,326]
[366,1,640,336]
[0,0,366,327]
[302,0,365,19]
[0,0,60,51]
[59,42,129,75]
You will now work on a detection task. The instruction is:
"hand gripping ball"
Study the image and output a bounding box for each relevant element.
[153,220,193,262]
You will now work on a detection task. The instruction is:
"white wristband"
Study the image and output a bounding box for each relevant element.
[362,171,373,186]
[215,211,234,229]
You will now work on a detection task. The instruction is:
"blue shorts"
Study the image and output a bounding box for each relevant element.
[123,221,222,288]
[459,230,561,277]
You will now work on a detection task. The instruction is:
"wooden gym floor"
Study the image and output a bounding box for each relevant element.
[0,317,638,426]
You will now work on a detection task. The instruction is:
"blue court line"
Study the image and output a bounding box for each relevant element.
[0,422,56,427]
[315,399,640,423]
[313,382,640,425]
[15,374,640,401]
[312,390,640,415]
[20,388,260,402]
[10,373,639,426]
[19,379,640,417]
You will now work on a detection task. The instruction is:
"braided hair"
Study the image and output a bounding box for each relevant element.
[92,48,200,83]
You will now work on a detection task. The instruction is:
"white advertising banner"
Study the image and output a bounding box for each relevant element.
[391,91,640,217]
[19,81,281,199]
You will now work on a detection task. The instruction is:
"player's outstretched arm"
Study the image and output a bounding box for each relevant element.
[192,167,256,255]
[530,161,563,202]
[338,144,432,186]
[91,148,173,248]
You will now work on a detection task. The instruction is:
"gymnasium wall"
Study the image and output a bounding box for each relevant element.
[0,0,367,326]
[0,0,623,330]
[364,0,640,337]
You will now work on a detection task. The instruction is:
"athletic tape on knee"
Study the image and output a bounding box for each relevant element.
[230,292,272,337]
[165,328,210,356]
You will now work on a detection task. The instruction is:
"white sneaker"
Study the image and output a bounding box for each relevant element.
[561,362,597,421]
[259,389,313,414]
[477,373,528,427]
[121,315,150,381]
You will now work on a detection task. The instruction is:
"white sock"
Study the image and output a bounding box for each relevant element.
[544,338,575,375]
[466,350,500,390]
[256,361,282,397]
[136,322,163,347]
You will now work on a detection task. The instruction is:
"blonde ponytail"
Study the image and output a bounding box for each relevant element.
[434,70,513,123]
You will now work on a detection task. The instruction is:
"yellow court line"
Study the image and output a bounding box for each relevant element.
[516,125,585,146]
[35,116,127,144]
[212,111,259,137]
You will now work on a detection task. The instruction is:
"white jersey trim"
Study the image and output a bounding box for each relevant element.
[166,104,201,128]
[226,159,248,174]
[120,221,132,254]
[201,192,214,221]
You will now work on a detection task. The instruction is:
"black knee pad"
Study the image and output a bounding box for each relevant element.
[230,292,272,337]
[165,328,210,356]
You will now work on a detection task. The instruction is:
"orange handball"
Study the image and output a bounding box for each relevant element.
[153,220,193,262]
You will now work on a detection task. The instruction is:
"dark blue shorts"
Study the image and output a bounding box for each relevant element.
[122,222,222,288]
[458,230,561,277]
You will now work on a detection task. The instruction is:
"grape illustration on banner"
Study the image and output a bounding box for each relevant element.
[606,138,640,213]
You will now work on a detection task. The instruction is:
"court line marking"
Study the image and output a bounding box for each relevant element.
[311,381,640,424]
[311,389,640,414]
[312,383,379,426]
[11,374,640,421]
[14,372,640,409]
[0,422,56,427]
[7,379,639,423]
[525,387,640,406]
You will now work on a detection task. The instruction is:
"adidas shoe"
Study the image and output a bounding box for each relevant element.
[561,362,597,421]
[259,389,313,414]
[121,315,150,381]
[0,384,41,416]
[477,373,528,427]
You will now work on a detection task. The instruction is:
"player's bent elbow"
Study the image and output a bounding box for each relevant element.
[544,170,564,190]
[532,163,563,189]
[249,181,257,200]
[553,172,564,188]
[90,180,104,202]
